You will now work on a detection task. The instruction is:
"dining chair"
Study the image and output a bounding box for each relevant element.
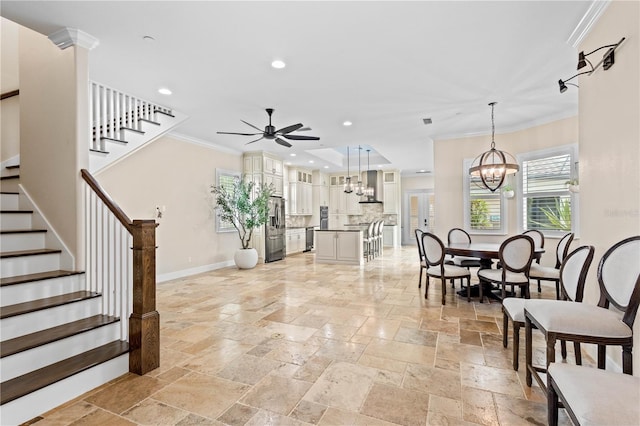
[501,245,594,371]
[371,220,381,258]
[529,232,574,299]
[415,229,426,289]
[547,363,640,426]
[422,232,471,304]
[446,228,482,268]
[377,221,385,256]
[525,235,640,391]
[477,235,535,302]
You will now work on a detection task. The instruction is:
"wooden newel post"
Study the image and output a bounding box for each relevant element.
[129,219,160,375]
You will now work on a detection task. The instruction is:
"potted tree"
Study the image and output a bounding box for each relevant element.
[211,177,274,269]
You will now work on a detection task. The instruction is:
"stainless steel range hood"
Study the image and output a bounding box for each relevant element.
[359,170,383,204]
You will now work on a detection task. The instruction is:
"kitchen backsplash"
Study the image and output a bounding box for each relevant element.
[347,203,398,225]
[285,215,310,228]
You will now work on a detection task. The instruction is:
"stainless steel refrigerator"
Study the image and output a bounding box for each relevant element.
[265,196,286,262]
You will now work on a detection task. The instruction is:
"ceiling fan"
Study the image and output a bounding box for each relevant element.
[217,108,320,148]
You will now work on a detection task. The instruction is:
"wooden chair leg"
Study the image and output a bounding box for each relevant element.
[466,277,471,303]
[441,278,446,305]
[555,281,560,300]
[560,340,567,360]
[479,278,484,303]
[513,322,520,371]
[622,345,633,375]
[598,344,606,369]
[503,312,509,348]
[525,317,533,387]
[547,334,557,367]
[418,267,423,289]
[548,375,559,426]
[424,276,430,299]
[537,279,541,293]
[574,342,582,365]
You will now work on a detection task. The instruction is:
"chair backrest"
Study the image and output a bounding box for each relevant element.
[448,228,471,245]
[499,234,535,273]
[523,230,545,250]
[559,245,595,302]
[367,222,376,239]
[422,232,445,267]
[415,229,425,261]
[555,232,575,268]
[378,222,384,238]
[597,236,640,328]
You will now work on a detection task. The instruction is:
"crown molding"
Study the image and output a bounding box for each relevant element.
[48,27,99,50]
[566,1,610,48]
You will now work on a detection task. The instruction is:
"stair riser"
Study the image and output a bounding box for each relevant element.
[0,212,32,231]
[0,232,46,252]
[0,252,60,277]
[0,275,85,307]
[0,193,19,210]
[1,322,121,381]
[0,178,20,192]
[0,354,128,425]
[1,297,102,340]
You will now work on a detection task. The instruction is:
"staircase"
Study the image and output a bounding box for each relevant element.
[0,168,129,425]
[88,81,188,173]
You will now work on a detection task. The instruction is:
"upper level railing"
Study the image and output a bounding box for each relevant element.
[89,81,173,153]
[81,168,159,375]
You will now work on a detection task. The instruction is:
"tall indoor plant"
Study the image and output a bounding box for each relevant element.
[211,177,274,269]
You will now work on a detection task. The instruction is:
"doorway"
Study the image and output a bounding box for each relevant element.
[403,190,434,245]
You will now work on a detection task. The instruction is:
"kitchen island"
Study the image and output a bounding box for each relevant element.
[315,229,363,265]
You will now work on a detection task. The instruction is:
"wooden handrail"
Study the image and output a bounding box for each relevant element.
[1,90,19,100]
[81,169,133,232]
[81,168,160,374]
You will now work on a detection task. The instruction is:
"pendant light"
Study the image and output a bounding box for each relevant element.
[469,102,519,192]
[344,146,353,193]
[355,146,365,196]
[364,149,375,197]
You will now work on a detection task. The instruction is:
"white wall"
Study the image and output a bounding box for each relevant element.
[96,135,244,277]
[578,1,640,373]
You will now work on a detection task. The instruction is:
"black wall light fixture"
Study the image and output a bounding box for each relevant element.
[558,37,625,93]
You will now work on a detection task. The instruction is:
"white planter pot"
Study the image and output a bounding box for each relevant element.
[568,184,579,193]
[234,248,258,269]
[503,190,515,199]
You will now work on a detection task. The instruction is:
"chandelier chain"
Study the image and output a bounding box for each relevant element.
[490,102,496,150]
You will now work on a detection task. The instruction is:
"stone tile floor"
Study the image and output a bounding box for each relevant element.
[32,247,590,425]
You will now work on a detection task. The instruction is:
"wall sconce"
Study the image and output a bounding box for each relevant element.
[558,37,625,93]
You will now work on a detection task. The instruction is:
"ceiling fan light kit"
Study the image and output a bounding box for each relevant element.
[558,37,625,93]
[217,108,320,148]
[469,102,519,192]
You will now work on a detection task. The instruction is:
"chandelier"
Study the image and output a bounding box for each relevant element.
[355,146,365,196]
[469,102,519,192]
[344,146,353,193]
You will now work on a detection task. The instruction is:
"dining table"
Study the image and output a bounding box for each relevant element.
[445,242,544,302]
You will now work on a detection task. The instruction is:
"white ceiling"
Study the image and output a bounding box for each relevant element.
[1,1,593,175]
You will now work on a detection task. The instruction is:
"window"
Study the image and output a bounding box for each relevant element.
[215,169,240,233]
[518,145,578,236]
[463,159,506,234]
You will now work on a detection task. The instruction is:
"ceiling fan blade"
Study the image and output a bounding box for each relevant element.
[275,137,292,148]
[217,131,261,136]
[245,136,265,145]
[297,127,312,131]
[276,123,303,135]
[281,134,320,141]
[241,120,264,132]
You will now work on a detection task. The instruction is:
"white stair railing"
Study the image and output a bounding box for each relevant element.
[89,81,173,153]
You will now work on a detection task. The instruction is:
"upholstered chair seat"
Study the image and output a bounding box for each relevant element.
[529,232,574,299]
[547,363,640,426]
[529,264,559,279]
[427,265,470,278]
[479,268,530,284]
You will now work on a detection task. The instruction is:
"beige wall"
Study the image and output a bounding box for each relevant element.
[401,174,435,191]
[19,26,89,266]
[1,18,20,161]
[97,135,243,276]
[578,1,640,373]
[434,116,578,250]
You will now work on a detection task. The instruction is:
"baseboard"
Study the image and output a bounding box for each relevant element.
[157,260,235,283]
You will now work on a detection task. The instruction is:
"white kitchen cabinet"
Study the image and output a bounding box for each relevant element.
[383,225,399,247]
[383,171,399,214]
[286,228,305,254]
[315,230,363,265]
[244,152,283,196]
[288,168,313,215]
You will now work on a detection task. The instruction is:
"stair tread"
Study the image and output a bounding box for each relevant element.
[0,291,100,319]
[0,270,84,287]
[0,340,129,405]
[0,228,47,234]
[0,248,61,259]
[0,209,33,213]
[120,126,145,134]
[100,137,128,144]
[0,175,19,180]
[0,191,19,195]
[5,165,20,170]
[90,148,110,154]
[1,315,119,358]
[139,118,161,125]
[154,109,175,117]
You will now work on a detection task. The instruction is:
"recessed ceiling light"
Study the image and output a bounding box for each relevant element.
[271,60,286,69]
[343,121,353,126]
[143,35,155,42]
[158,87,172,95]
[290,153,296,157]
[323,165,329,169]
[309,160,314,164]
[420,169,426,172]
